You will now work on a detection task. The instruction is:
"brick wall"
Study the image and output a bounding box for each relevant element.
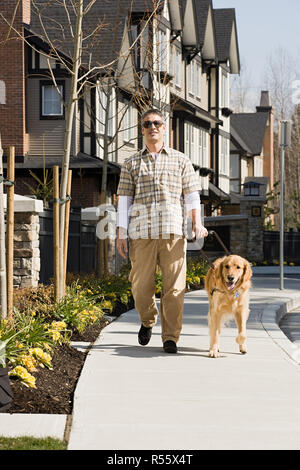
[0,1,30,157]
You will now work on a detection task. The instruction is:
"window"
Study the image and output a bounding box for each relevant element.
[124,102,135,143]
[198,128,202,167]
[169,46,174,78]
[196,63,201,99]
[188,61,194,97]
[157,29,168,72]
[202,130,208,167]
[40,81,64,119]
[221,72,228,108]
[39,53,56,69]
[98,88,114,138]
[220,136,229,174]
[197,128,209,168]
[175,48,181,88]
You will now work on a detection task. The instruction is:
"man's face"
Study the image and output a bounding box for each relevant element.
[141,113,166,146]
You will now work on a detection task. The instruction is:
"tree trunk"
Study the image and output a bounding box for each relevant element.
[0,138,7,319]
[58,0,83,300]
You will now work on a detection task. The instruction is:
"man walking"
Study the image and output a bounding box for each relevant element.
[116,109,208,353]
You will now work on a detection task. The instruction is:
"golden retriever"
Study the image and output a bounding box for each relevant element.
[204,255,252,358]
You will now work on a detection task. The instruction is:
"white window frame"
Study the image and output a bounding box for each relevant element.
[221,71,228,108]
[196,63,201,99]
[175,48,181,88]
[124,102,135,143]
[157,29,168,73]
[41,83,64,117]
[188,60,195,97]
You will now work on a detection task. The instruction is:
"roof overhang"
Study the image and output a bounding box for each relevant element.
[228,18,240,74]
[182,0,198,48]
[209,182,230,201]
[202,4,217,61]
[7,153,121,174]
[172,95,223,127]
[168,0,183,33]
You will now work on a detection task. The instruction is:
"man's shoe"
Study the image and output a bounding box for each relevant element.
[163,340,177,354]
[138,324,152,346]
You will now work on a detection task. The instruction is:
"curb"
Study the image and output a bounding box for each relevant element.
[252,266,300,275]
[0,414,67,440]
[260,293,300,365]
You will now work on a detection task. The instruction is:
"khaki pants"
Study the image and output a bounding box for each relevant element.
[128,235,187,344]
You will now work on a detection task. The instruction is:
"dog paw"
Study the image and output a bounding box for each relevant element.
[239,345,247,354]
[209,349,219,358]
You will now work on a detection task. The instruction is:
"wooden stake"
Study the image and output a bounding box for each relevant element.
[53,166,60,302]
[6,146,14,322]
[0,136,7,319]
[63,170,72,296]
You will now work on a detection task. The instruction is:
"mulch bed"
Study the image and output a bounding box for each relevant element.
[3,287,201,416]
[3,298,135,415]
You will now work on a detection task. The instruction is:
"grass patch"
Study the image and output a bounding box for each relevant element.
[0,436,67,450]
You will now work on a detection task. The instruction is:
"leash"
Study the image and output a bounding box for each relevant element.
[188,230,231,269]
[188,230,234,297]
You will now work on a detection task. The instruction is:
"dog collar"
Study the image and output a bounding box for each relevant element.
[210,288,240,297]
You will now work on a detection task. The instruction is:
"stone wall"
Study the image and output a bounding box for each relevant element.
[204,215,249,259]
[13,212,40,288]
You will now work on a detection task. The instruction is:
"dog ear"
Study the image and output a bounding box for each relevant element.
[243,260,252,282]
[213,257,225,280]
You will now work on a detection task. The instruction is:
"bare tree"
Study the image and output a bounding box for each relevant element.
[230,59,258,112]
[1,0,161,295]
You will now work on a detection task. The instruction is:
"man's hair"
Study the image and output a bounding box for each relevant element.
[141,108,165,123]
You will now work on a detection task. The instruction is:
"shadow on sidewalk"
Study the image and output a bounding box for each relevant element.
[90,343,243,359]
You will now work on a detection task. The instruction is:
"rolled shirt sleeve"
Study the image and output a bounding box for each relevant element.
[182,158,202,195]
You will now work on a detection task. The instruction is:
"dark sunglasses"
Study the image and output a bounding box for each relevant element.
[142,120,164,129]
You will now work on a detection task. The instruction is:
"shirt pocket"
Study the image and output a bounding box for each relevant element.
[134,160,154,204]
[160,168,182,197]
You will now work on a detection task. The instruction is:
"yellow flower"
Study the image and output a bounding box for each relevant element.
[31,311,36,317]
[9,366,36,388]
[29,348,52,369]
[50,321,67,331]
[87,289,93,294]
[49,330,61,342]
[289,262,295,266]
[17,354,38,373]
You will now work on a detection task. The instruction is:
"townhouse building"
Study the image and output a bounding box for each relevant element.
[0,0,242,216]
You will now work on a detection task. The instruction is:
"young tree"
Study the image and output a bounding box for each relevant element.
[1,0,161,294]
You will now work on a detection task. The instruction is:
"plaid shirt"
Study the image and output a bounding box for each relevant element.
[117,145,201,238]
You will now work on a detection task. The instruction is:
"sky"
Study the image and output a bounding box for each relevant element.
[213,0,300,107]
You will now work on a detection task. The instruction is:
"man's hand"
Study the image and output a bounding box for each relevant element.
[116,227,128,259]
[192,223,208,239]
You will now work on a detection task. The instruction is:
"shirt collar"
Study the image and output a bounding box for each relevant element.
[141,143,170,156]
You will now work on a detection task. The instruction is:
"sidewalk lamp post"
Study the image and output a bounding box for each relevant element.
[279,120,291,290]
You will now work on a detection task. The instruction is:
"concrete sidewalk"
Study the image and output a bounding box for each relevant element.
[68,276,300,451]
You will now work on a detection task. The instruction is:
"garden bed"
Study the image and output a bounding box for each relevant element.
[1,258,207,416]
[5,298,135,415]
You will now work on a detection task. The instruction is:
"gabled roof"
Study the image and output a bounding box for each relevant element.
[230,112,269,156]
[213,8,240,73]
[182,0,216,59]
[168,0,185,31]
[193,0,210,49]
[27,0,165,71]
